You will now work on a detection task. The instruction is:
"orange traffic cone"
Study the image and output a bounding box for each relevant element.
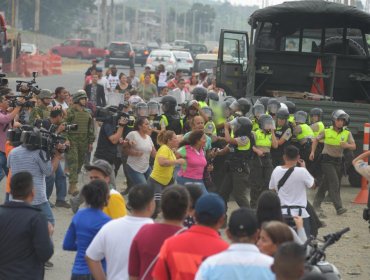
[311,58,325,95]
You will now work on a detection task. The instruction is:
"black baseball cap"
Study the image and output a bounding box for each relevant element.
[228,208,258,237]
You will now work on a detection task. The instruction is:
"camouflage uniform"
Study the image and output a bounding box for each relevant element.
[64,92,95,195]
[29,89,53,125]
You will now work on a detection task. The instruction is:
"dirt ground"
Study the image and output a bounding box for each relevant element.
[1,171,370,280]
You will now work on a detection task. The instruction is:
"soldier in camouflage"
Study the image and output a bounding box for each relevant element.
[29,89,53,125]
[64,90,95,196]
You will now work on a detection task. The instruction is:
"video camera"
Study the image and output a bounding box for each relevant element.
[95,105,134,127]
[15,71,41,95]
[0,73,8,87]
[5,94,35,108]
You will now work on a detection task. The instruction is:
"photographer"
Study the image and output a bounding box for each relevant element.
[7,127,63,226]
[94,108,128,188]
[37,107,70,208]
[0,87,23,182]
[269,145,314,236]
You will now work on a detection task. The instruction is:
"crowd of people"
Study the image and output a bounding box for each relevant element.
[0,60,368,280]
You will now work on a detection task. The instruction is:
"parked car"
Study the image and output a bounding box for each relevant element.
[50,39,106,59]
[21,43,38,55]
[171,40,191,49]
[105,42,135,68]
[133,43,159,67]
[146,50,177,73]
[184,43,208,59]
[172,50,193,74]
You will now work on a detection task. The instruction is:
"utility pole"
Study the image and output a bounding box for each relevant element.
[192,11,195,43]
[122,3,126,40]
[34,0,40,31]
[174,10,177,40]
[100,0,107,47]
[183,12,187,40]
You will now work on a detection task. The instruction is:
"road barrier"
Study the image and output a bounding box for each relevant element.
[353,123,370,204]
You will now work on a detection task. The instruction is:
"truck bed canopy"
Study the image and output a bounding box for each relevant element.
[249,1,370,33]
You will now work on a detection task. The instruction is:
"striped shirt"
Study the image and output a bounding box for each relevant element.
[195,244,275,280]
[7,146,53,205]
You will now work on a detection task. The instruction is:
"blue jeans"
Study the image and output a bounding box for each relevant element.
[126,164,152,186]
[34,201,55,226]
[0,151,9,182]
[176,176,208,194]
[46,162,67,202]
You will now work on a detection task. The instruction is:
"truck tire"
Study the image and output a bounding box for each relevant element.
[324,36,366,56]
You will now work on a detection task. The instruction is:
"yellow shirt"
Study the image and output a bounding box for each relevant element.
[150,144,176,186]
[139,73,156,85]
[103,189,127,219]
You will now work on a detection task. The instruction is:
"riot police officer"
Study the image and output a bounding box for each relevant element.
[266,98,281,120]
[219,116,254,209]
[160,95,183,135]
[310,109,356,216]
[147,100,161,149]
[292,110,314,165]
[271,107,292,167]
[192,87,208,108]
[249,114,278,208]
[309,107,325,137]
[64,90,95,196]
[251,103,265,131]
[229,98,252,117]
[284,100,296,124]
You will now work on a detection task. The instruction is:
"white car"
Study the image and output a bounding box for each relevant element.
[172,50,193,74]
[146,50,177,73]
[21,43,38,55]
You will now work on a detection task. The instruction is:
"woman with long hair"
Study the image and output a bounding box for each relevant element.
[115,73,132,94]
[176,130,208,193]
[124,117,156,186]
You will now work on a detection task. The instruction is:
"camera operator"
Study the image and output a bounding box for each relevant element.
[29,89,53,125]
[0,87,23,182]
[37,107,70,208]
[94,109,128,188]
[7,128,63,227]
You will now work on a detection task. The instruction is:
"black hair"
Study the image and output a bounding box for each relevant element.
[228,208,258,238]
[81,179,109,209]
[184,184,204,209]
[176,69,182,74]
[119,72,126,79]
[128,184,154,211]
[55,87,65,96]
[284,145,300,160]
[161,185,190,220]
[50,108,63,118]
[195,212,220,226]
[134,116,148,131]
[10,172,33,199]
[256,191,283,227]
[274,242,306,280]
[179,130,204,148]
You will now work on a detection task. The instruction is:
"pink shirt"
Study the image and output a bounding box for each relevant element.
[177,145,207,180]
[0,111,14,152]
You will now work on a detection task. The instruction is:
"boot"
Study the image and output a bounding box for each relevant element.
[68,183,79,196]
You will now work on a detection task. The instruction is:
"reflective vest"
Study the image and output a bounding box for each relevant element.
[324,126,350,146]
[236,136,251,151]
[252,118,259,131]
[312,121,325,138]
[198,101,207,108]
[296,124,314,141]
[288,115,295,124]
[160,114,183,135]
[255,129,272,147]
[205,121,217,136]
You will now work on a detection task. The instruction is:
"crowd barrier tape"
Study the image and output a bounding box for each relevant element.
[353,123,370,204]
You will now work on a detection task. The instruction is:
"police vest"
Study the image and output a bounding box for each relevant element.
[255,129,272,147]
[236,136,251,151]
[161,114,183,135]
[205,121,217,135]
[324,126,350,146]
[288,115,295,124]
[296,124,314,141]
[198,101,207,108]
[312,121,325,138]
[252,118,259,131]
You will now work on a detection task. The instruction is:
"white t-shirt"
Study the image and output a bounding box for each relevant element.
[86,216,153,280]
[130,76,140,88]
[52,99,69,110]
[108,74,120,91]
[269,166,314,218]
[158,71,168,87]
[98,76,110,95]
[126,131,154,172]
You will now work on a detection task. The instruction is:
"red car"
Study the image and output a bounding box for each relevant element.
[51,39,106,59]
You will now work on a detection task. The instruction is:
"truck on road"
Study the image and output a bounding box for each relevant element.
[216,1,370,186]
[51,39,106,60]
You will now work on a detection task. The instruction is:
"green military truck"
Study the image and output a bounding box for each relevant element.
[216,1,370,187]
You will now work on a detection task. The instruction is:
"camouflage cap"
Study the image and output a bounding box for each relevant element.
[38,89,53,99]
[72,90,87,103]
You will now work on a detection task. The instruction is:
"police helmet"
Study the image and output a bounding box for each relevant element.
[230,98,251,115]
[38,89,53,99]
[231,116,252,137]
[160,95,177,113]
[267,98,281,115]
[224,96,236,104]
[284,101,296,114]
[258,96,270,110]
[310,107,323,120]
[135,102,148,117]
[276,107,289,120]
[207,91,219,102]
[294,111,308,124]
[72,90,88,103]
[147,100,160,116]
[332,109,349,126]
[258,114,275,131]
[252,103,265,118]
[192,87,208,102]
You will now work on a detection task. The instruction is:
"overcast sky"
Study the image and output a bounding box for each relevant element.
[226,0,365,7]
